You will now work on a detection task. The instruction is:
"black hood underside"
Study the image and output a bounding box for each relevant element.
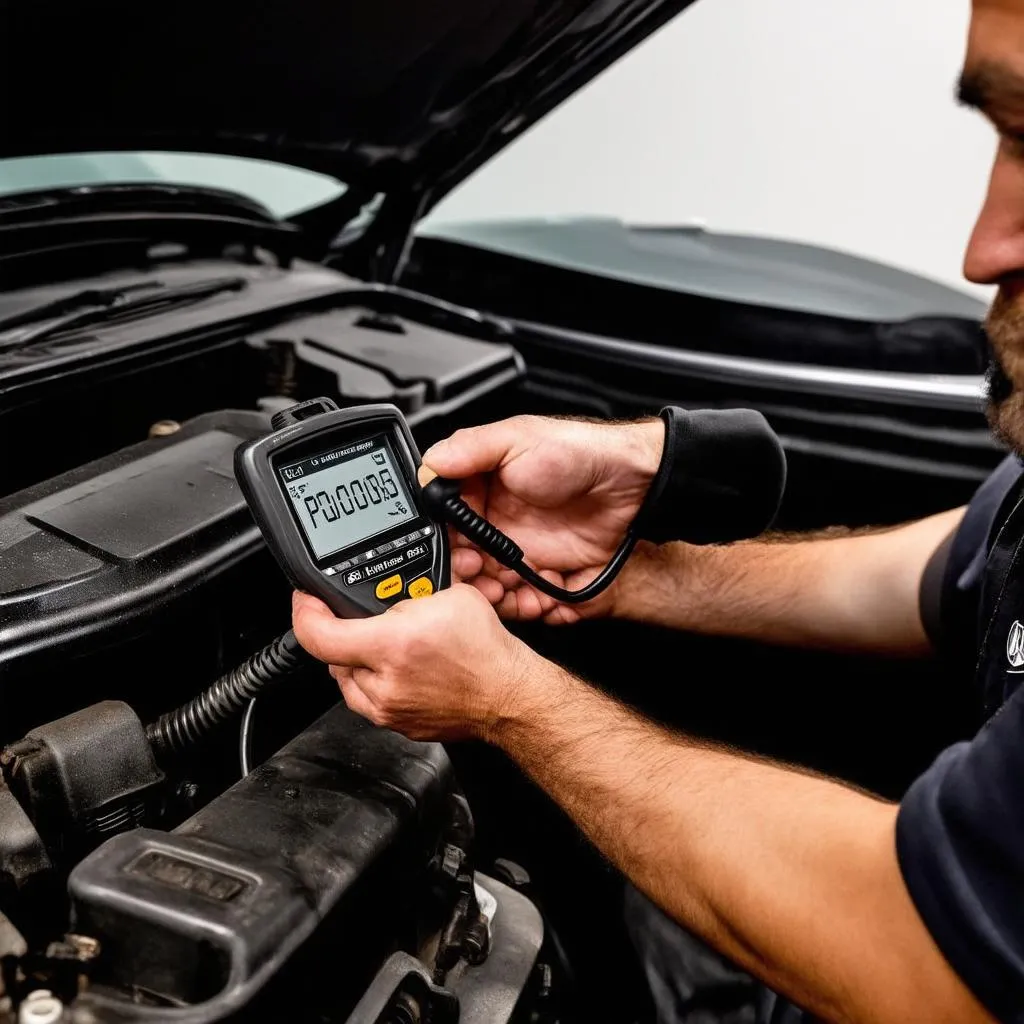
[0,0,695,208]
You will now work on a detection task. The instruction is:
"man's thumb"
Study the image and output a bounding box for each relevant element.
[422,422,519,480]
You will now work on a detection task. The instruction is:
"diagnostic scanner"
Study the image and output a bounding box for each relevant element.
[235,398,449,618]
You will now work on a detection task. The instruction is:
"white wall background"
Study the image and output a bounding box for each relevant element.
[426,0,996,299]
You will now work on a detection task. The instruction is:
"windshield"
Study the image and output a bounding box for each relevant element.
[0,152,344,219]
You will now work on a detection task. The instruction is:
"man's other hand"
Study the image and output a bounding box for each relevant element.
[292,586,541,742]
[421,415,663,623]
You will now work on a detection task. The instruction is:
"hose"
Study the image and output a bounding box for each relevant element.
[146,630,309,761]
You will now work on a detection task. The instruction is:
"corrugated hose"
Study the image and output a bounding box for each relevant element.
[146,630,309,762]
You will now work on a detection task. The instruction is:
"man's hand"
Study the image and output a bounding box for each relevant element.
[291,585,541,741]
[421,415,663,623]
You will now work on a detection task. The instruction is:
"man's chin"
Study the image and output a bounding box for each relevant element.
[985,367,1024,456]
[984,305,1024,456]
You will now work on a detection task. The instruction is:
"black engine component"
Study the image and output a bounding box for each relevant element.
[2,702,165,869]
[0,626,311,939]
[67,702,543,1021]
[0,410,273,690]
[0,784,53,928]
[247,301,523,417]
[344,952,460,1024]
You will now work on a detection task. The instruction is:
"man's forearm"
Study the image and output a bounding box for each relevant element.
[492,660,990,1024]
[611,508,965,656]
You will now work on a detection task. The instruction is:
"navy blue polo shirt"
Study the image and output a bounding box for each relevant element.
[898,454,1024,1022]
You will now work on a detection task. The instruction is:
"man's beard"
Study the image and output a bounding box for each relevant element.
[985,290,1024,456]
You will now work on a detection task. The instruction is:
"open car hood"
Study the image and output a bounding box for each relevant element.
[0,0,693,215]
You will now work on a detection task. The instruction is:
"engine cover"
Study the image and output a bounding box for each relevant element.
[67,703,542,1021]
[0,410,283,734]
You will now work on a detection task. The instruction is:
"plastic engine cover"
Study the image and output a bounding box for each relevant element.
[68,703,460,1020]
[0,411,271,682]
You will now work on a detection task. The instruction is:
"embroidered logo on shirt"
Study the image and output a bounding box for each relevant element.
[1007,620,1024,668]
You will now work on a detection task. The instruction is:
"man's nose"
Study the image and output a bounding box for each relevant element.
[965,144,1024,285]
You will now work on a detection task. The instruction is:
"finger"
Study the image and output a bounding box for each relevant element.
[292,591,385,666]
[459,549,517,584]
[350,665,382,694]
[512,584,544,620]
[497,589,524,620]
[544,604,582,626]
[466,553,522,588]
[499,565,567,619]
[532,569,566,615]
[336,672,379,723]
[449,523,473,549]
[514,578,561,620]
[422,420,523,479]
[469,575,506,606]
[329,664,354,684]
[452,547,484,580]
[497,565,525,588]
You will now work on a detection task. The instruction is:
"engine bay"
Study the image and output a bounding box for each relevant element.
[0,263,558,1023]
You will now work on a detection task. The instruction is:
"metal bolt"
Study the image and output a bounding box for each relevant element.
[462,918,489,965]
[176,782,199,803]
[439,844,464,880]
[148,420,181,438]
[66,934,101,962]
[19,990,63,1024]
[387,992,421,1024]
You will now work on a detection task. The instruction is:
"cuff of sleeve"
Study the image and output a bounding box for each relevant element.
[633,406,787,545]
[918,528,955,653]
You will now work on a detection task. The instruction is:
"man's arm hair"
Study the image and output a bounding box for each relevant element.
[493,664,994,1024]
[610,507,966,656]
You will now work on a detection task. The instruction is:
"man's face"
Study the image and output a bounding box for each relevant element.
[964,0,1024,451]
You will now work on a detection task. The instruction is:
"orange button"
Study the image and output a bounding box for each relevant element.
[374,574,403,600]
[408,576,434,599]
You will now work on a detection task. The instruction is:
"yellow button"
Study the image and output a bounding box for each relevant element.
[408,577,434,599]
[375,575,403,600]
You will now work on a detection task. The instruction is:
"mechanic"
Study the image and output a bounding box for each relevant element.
[292,3,1024,1022]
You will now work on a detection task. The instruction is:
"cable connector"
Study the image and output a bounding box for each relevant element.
[421,477,524,564]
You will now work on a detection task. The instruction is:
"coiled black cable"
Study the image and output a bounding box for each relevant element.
[422,476,637,605]
[146,630,309,761]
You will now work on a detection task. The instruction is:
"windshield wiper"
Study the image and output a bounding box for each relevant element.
[0,276,248,353]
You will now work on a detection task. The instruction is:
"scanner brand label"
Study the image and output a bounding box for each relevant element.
[362,544,430,580]
[365,554,405,578]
